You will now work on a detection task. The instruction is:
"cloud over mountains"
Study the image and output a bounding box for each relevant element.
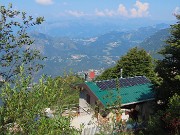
[63,0,149,18]
[96,0,149,18]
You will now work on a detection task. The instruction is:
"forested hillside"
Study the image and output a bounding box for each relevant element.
[138,28,170,58]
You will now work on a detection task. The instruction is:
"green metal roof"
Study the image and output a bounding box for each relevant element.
[85,81,154,107]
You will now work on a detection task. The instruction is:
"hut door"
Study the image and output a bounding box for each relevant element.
[86,94,90,104]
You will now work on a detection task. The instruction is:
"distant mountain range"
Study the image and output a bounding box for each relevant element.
[30,24,170,78]
[138,28,170,58]
[34,19,170,38]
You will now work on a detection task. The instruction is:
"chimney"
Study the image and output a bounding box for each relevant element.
[84,72,88,81]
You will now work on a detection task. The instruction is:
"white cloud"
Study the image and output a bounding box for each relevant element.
[104,9,116,16]
[130,8,137,17]
[66,10,86,17]
[95,9,105,16]
[117,4,128,17]
[130,0,149,17]
[95,0,149,18]
[59,0,149,18]
[35,0,53,5]
[95,9,115,17]
[174,7,180,14]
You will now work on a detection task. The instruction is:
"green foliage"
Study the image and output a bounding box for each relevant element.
[142,15,180,135]
[163,93,180,134]
[156,15,180,103]
[31,116,79,135]
[144,111,168,135]
[0,4,83,134]
[53,74,83,105]
[96,67,117,80]
[144,93,180,135]
[0,66,82,134]
[0,4,45,82]
[116,47,156,81]
[96,47,158,84]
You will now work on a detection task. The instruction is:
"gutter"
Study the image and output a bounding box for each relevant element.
[121,98,155,106]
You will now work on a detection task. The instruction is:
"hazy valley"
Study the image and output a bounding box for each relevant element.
[30,23,170,77]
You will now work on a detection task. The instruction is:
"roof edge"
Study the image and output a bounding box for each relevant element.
[84,83,105,107]
[121,98,155,106]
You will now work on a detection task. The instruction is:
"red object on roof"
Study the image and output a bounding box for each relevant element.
[89,71,95,79]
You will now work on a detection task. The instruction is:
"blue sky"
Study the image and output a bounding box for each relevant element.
[1,0,180,23]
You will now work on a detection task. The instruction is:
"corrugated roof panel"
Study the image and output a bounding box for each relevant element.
[85,78,154,107]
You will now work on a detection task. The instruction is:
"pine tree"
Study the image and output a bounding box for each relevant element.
[156,15,180,103]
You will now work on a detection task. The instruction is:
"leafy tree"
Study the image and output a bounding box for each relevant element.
[95,67,117,80]
[116,47,157,81]
[0,4,45,82]
[163,93,180,134]
[144,93,180,135]
[0,4,82,134]
[0,66,82,134]
[96,47,158,83]
[156,15,180,103]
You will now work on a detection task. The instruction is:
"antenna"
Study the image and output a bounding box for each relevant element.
[84,72,88,81]
[120,68,123,78]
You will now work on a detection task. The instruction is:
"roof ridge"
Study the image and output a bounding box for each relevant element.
[95,76,146,82]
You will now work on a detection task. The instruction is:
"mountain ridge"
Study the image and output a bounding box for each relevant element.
[30,25,170,78]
